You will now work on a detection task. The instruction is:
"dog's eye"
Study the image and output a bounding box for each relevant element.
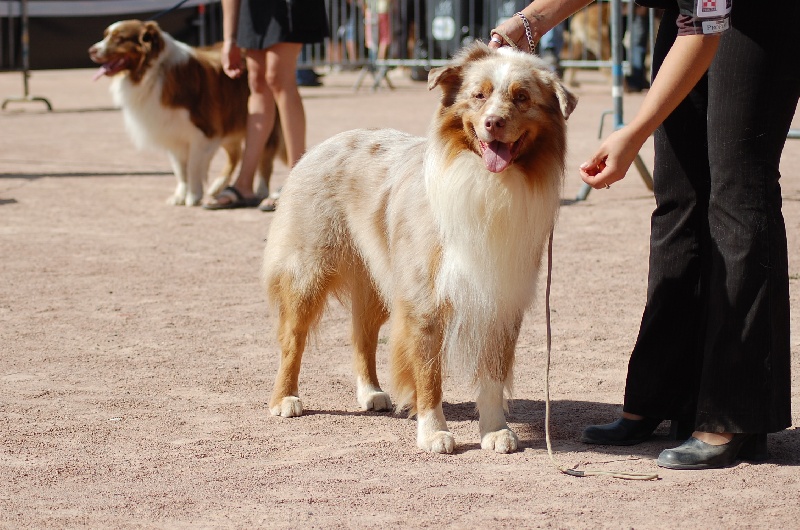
[514,93,529,103]
[474,92,485,100]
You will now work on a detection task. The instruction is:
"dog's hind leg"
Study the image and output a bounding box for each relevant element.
[207,138,241,198]
[350,278,391,412]
[268,271,332,418]
[391,306,452,453]
[476,325,520,453]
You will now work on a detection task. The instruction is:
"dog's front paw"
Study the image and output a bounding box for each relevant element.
[270,396,303,417]
[184,193,203,207]
[418,431,455,454]
[358,390,393,412]
[166,194,186,206]
[480,428,519,453]
[356,378,393,412]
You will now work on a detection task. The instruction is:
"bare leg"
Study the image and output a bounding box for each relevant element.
[207,48,276,207]
[258,43,305,210]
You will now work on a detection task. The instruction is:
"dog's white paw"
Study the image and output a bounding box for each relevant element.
[270,396,303,417]
[184,193,203,207]
[358,390,392,412]
[480,428,519,453]
[167,194,185,206]
[418,431,455,454]
[356,378,392,412]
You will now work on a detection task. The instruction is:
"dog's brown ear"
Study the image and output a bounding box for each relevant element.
[428,41,492,91]
[427,64,460,91]
[428,64,464,108]
[552,79,578,119]
[141,21,164,54]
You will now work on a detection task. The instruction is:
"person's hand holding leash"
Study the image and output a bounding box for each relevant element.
[488,12,535,52]
[488,1,584,51]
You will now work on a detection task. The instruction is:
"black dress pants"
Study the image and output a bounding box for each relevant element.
[622,2,799,433]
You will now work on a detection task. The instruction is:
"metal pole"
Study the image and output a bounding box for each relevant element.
[2,0,52,111]
[575,0,652,200]
[195,3,207,47]
[610,0,624,128]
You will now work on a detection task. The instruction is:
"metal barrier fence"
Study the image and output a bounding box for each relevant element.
[301,0,654,86]
[0,0,651,88]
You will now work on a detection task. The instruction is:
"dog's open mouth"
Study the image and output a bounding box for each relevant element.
[92,57,128,81]
[480,135,525,173]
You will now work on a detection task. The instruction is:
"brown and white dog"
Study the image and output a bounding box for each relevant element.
[261,42,576,454]
[89,20,284,206]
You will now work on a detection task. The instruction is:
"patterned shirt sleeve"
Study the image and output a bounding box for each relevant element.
[676,0,732,35]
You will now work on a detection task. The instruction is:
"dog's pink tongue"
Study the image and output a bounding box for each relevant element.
[92,65,111,81]
[483,140,513,173]
[91,58,124,81]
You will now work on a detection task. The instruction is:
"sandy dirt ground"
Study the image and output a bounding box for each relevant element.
[2,65,800,529]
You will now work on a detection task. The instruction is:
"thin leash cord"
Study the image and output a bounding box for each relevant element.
[148,0,193,21]
[543,229,659,480]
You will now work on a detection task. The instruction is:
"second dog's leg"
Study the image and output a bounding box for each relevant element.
[351,281,391,412]
[166,150,188,206]
[207,140,240,198]
[185,141,218,206]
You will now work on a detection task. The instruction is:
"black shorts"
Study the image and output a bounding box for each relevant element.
[237,0,329,50]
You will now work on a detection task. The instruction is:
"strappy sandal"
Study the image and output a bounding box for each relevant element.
[203,186,261,210]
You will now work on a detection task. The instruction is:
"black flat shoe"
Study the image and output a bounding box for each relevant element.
[581,417,664,446]
[657,433,769,470]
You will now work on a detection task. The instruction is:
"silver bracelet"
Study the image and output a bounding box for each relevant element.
[514,12,537,54]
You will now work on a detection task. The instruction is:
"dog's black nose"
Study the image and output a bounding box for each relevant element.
[484,116,506,132]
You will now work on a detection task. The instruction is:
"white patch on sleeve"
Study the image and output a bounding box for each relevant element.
[702,18,730,34]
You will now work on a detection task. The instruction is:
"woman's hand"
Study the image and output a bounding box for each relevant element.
[488,15,529,51]
[221,40,243,79]
[487,1,591,52]
[579,127,644,189]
